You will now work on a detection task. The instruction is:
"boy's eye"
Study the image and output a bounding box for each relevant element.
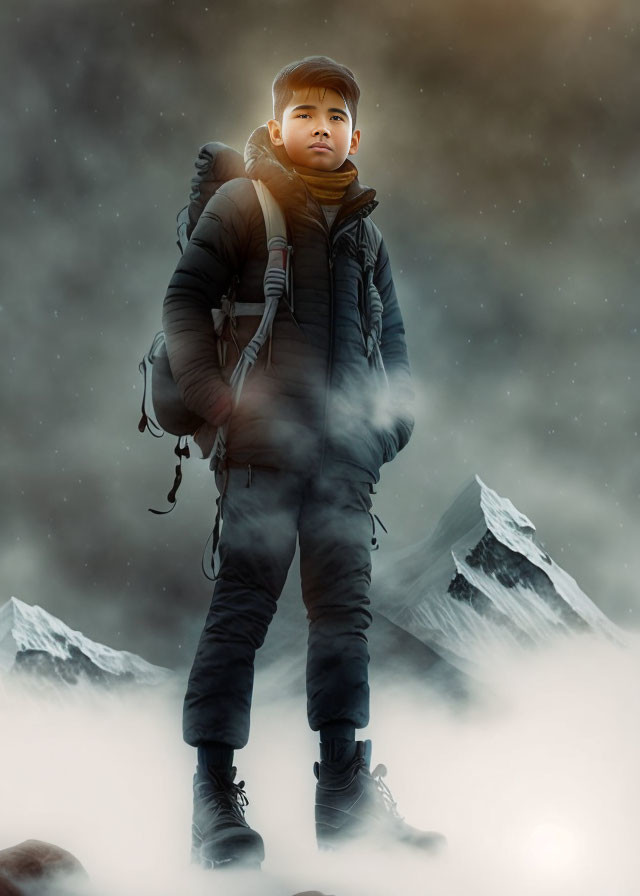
[296,113,344,121]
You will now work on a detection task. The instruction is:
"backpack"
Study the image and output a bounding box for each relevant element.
[138,171,290,514]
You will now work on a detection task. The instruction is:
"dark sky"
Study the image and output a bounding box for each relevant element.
[2,0,639,669]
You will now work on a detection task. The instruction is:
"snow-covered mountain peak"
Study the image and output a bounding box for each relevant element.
[0,596,171,687]
[477,474,536,538]
[373,475,625,680]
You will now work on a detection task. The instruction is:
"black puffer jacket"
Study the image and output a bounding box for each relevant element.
[162,124,414,483]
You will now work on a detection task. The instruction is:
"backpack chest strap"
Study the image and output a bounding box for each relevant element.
[211,301,267,336]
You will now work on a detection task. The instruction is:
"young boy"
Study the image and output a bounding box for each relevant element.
[162,55,445,869]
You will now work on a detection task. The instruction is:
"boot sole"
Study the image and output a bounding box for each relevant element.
[316,814,447,855]
[192,828,265,869]
[195,853,262,871]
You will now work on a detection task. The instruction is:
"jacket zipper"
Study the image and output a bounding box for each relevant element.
[319,242,334,476]
[310,213,359,476]
[304,200,376,475]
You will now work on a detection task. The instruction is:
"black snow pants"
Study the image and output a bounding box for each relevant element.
[182,465,376,749]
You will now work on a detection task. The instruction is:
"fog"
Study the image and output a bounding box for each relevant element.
[2,634,639,894]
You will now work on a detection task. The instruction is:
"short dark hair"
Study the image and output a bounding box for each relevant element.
[272,55,360,132]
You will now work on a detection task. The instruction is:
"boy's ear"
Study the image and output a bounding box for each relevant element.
[267,119,284,146]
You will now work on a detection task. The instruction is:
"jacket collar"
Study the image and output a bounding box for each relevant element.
[244,124,378,225]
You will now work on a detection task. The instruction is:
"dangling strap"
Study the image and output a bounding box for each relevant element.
[201,464,230,580]
[137,331,164,438]
[368,510,388,550]
[148,437,190,514]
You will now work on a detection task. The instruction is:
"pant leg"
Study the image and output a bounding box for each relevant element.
[298,477,374,732]
[183,466,301,748]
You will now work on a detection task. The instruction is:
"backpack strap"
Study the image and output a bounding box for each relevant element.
[252,178,287,244]
[209,179,289,476]
[356,216,383,272]
[211,300,268,337]
[176,205,190,254]
[356,217,387,384]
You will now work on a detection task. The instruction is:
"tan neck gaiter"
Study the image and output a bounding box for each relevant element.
[293,163,358,204]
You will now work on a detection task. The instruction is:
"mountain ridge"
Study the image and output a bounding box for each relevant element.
[0,596,171,687]
[372,474,624,678]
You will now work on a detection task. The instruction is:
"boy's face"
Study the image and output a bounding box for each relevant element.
[267,85,360,171]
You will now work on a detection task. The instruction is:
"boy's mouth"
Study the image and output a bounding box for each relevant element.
[309,143,332,151]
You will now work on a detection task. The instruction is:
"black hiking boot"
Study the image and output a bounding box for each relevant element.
[314,740,446,854]
[191,763,265,870]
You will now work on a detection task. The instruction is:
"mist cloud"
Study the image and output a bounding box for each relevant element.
[1,634,639,894]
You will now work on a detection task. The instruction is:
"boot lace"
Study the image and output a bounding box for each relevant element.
[200,775,250,825]
[371,764,404,821]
